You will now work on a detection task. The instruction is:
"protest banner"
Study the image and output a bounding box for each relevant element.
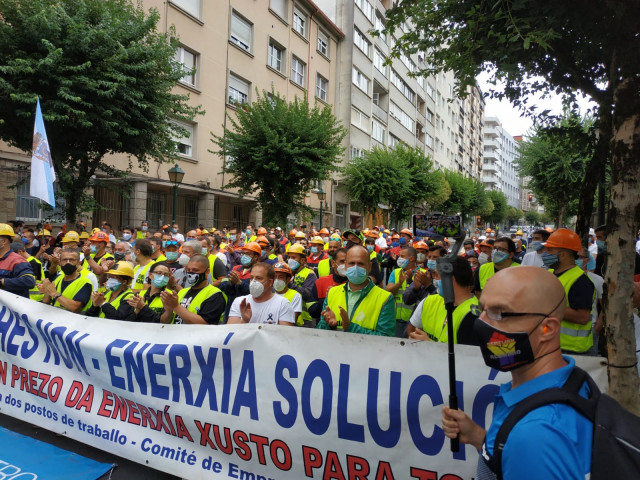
[0,291,606,479]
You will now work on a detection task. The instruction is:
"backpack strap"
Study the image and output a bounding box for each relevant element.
[490,366,599,479]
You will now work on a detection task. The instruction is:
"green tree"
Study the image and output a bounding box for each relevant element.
[440,170,475,219]
[341,147,408,219]
[516,110,593,227]
[0,0,201,223]
[384,0,640,408]
[483,190,509,226]
[506,206,524,226]
[524,210,540,225]
[387,145,444,226]
[212,90,346,226]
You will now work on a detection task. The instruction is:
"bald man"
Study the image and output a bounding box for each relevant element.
[442,266,592,480]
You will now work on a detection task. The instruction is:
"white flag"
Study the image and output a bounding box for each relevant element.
[30,98,56,208]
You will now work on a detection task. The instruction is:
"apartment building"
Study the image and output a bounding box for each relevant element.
[482,117,520,208]
[0,0,343,231]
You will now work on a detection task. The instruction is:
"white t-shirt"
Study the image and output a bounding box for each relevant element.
[216,251,228,267]
[635,239,640,254]
[588,242,598,258]
[278,290,302,313]
[586,272,604,326]
[172,232,185,243]
[229,294,295,324]
[409,297,427,328]
[375,236,388,249]
[521,250,544,267]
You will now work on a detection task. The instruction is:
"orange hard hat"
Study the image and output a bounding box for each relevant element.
[479,241,494,248]
[256,235,269,247]
[545,227,555,233]
[399,228,413,238]
[414,240,429,251]
[289,229,298,236]
[242,242,262,255]
[273,262,293,276]
[257,227,268,235]
[543,228,581,252]
[89,231,109,242]
[319,228,330,235]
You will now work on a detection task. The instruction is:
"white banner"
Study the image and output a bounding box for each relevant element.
[0,291,606,479]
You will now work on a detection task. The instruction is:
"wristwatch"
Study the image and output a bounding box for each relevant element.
[53,293,62,301]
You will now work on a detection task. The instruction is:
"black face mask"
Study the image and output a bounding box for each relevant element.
[113,251,126,261]
[345,241,358,249]
[186,271,206,287]
[473,317,544,372]
[61,263,77,276]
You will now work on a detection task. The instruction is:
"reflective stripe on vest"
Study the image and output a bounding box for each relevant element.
[177,284,226,324]
[99,289,134,318]
[27,256,44,301]
[420,294,478,343]
[556,266,594,352]
[478,261,519,290]
[317,258,331,278]
[325,281,392,331]
[53,273,93,312]
[293,267,314,326]
[391,267,426,322]
[133,262,152,290]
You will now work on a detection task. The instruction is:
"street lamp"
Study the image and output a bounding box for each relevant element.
[168,163,185,226]
[315,186,326,230]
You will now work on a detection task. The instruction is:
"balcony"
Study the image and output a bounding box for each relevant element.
[482,162,499,173]
[372,103,388,123]
[482,175,500,186]
[373,69,389,91]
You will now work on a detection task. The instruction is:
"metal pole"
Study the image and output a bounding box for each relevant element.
[172,184,178,226]
[319,201,324,230]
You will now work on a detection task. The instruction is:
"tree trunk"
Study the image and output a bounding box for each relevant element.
[574,101,612,242]
[603,76,640,414]
[557,201,566,228]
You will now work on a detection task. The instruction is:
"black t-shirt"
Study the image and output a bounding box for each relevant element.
[456,311,480,346]
[59,278,92,307]
[176,287,226,325]
[212,256,227,279]
[556,272,595,311]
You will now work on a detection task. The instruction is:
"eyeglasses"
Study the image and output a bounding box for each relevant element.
[470,295,565,322]
[165,240,178,247]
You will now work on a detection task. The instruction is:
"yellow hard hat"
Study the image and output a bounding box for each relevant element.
[310,236,325,245]
[201,229,209,234]
[0,223,15,237]
[61,231,80,243]
[79,231,90,239]
[287,243,306,255]
[295,231,306,239]
[37,229,52,237]
[106,262,134,278]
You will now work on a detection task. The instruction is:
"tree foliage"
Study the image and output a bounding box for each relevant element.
[439,170,487,221]
[516,110,594,227]
[524,210,540,225]
[0,0,201,223]
[211,90,346,226]
[483,190,509,226]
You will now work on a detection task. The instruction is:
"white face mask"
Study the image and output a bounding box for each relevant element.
[478,252,490,265]
[416,253,426,263]
[336,264,347,277]
[249,280,265,298]
[178,254,190,266]
[274,279,287,292]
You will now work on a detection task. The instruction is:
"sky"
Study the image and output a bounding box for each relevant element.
[476,71,596,139]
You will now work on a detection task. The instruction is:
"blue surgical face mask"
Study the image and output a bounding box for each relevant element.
[391,241,400,248]
[202,247,208,256]
[90,245,98,254]
[346,265,368,284]
[261,250,268,259]
[586,255,596,271]
[152,275,169,288]
[240,254,253,267]
[575,259,584,268]
[246,229,252,237]
[311,246,319,254]
[366,245,374,252]
[596,239,606,251]
[122,233,132,241]
[427,259,438,271]
[529,241,544,252]
[492,250,509,264]
[399,237,407,245]
[288,258,300,271]
[396,257,409,269]
[434,279,443,296]
[229,234,237,242]
[165,251,178,262]
[171,228,178,234]
[541,252,559,268]
[105,278,122,291]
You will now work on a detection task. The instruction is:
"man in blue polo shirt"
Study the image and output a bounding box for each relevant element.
[441,266,592,480]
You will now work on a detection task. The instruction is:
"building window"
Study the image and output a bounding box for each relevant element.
[293,7,307,37]
[426,108,434,124]
[146,191,167,230]
[374,48,386,75]
[170,0,201,18]
[171,121,195,157]
[426,83,434,99]
[391,69,415,103]
[400,52,416,73]
[269,0,287,19]
[335,202,346,230]
[354,28,371,57]
[374,13,386,43]
[230,11,252,52]
[351,107,369,133]
[389,101,414,131]
[268,39,285,73]
[291,56,305,86]
[388,134,400,148]
[174,46,197,87]
[426,134,434,148]
[350,146,364,159]
[317,30,329,56]
[354,0,373,22]
[228,73,249,105]
[352,67,369,93]
[316,74,328,101]
[372,120,385,143]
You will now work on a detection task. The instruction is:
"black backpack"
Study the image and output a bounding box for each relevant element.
[490,366,640,479]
